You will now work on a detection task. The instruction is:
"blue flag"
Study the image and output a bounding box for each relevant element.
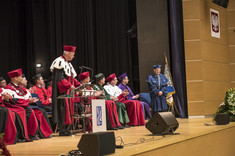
[164,55,175,95]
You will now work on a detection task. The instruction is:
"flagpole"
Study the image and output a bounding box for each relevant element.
[164,52,179,115]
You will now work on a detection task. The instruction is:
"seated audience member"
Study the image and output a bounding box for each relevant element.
[0,77,7,88]
[118,73,151,119]
[32,74,52,112]
[79,72,124,130]
[0,88,30,144]
[92,73,124,130]
[5,69,53,139]
[104,73,145,126]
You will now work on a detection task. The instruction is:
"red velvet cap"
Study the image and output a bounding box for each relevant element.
[8,68,22,78]
[106,73,116,82]
[64,45,76,53]
[79,72,90,80]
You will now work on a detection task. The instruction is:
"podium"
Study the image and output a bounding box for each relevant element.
[59,83,107,133]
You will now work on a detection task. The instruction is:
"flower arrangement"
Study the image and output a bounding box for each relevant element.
[216,88,235,121]
[0,133,10,156]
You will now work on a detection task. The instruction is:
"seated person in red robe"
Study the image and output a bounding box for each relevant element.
[0,77,7,88]
[0,88,30,144]
[5,69,53,140]
[32,74,52,112]
[104,73,145,126]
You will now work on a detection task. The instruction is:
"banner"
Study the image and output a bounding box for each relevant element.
[210,8,220,38]
[92,99,107,132]
[164,56,175,96]
[164,55,175,106]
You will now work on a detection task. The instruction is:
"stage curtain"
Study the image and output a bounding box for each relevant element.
[0,0,133,88]
[168,0,188,118]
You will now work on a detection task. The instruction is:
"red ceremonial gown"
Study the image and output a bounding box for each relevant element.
[0,88,30,144]
[5,82,52,138]
[104,84,145,126]
[32,85,51,106]
[51,56,81,126]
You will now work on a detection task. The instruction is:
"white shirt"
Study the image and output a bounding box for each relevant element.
[104,83,122,97]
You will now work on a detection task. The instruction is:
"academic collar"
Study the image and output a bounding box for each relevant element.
[61,55,68,62]
[153,73,160,78]
[96,83,103,87]
[107,83,115,87]
[11,82,19,87]
[121,82,127,86]
[37,85,42,88]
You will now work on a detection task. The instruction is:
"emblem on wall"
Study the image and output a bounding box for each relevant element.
[210,9,220,38]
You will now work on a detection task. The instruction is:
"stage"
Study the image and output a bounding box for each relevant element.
[7,117,235,156]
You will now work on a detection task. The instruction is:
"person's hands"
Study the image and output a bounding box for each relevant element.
[2,93,11,101]
[29,87,35,94]
[122,89,129,97]
[29,97,39,103]
[132,94,139,99]
[111,96,118,101]
[158,91,163,96]
[70,85,75,92]
[95,90,104,97]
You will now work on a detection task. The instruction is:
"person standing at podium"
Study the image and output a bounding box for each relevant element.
[50,45,81,136]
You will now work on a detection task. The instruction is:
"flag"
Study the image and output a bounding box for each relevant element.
[164,54,175,106]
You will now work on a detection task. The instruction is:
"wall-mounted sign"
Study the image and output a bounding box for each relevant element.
[210,8,220,38]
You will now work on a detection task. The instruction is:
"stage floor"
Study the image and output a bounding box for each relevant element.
[6,117,235,156]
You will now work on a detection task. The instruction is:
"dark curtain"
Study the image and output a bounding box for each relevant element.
[0,0,36,82]
[0,0,134,88]
[168,0,188,118]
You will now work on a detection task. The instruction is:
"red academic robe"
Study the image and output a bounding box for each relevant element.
[51,56,81,125]
[0,90,18,145]
[47,86,52,99]
[0,88,30,143]
[105,100,121,128]
[5,82,52,138]
[84,86,122,129]
[0,105,17,145]
[32,85,51,106]
[117,94,145,126]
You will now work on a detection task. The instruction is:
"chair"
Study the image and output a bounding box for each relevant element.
[140,93,151,107]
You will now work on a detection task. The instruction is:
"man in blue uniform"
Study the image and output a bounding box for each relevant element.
[147,65,168,114]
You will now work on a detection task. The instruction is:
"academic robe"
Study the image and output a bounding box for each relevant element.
[0,88,30,144]
[33,85,52,112]
[147,73,168,112]
[0,106,17,145]
[47,85,52,99]
[93,83,122,128]
[50,55,81,125]
[73,92,84,115]
[104,83,145,126]
[118,83,151,119]
[5,82,53,138]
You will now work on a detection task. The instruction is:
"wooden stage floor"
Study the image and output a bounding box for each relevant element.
[6,118,235,156]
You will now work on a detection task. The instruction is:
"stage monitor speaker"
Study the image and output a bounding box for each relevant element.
[145,112,179,135]
[77,131,115,156]
[213,0,229,8]
[214,113,230,125]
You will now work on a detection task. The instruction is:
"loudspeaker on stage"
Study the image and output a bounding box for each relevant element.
[77,131,115,156]
[214,113,230,125]
[145,112,179,135]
